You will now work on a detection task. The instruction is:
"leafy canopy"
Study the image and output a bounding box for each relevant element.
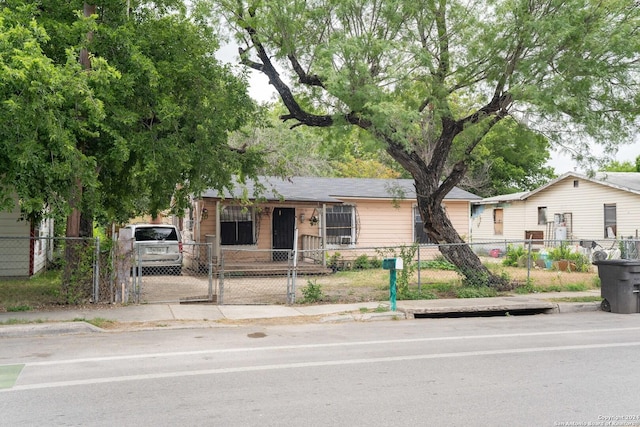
[1,1,263,224]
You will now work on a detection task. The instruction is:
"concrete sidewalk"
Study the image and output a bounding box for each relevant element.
[0,290,602,337]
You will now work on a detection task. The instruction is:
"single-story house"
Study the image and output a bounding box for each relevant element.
[179,176,481,268]
[0,194,54,277]
[470,172,640,248]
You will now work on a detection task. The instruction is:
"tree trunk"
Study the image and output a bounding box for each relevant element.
[62,3,96,303]
[415,179,509,288]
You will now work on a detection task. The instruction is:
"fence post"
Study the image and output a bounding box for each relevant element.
[527,238,532,284]
[93,237,100,303]
[417,244,421,293]
[218,251,224,305]
[208,243,214,302]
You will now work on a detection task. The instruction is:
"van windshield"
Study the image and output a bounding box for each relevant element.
[134,227,178,241]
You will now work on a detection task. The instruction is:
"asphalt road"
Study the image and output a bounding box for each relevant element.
[1,312,640,426]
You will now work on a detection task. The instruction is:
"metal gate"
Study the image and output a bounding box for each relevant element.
[132,242,216,304]
[217,248,297,305]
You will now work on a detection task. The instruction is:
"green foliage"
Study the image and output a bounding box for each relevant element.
[0,2,260,225]
[602,156,640,172]
[328,252,343,271]
[547,243,574,261]
[503,245,526,267]
[0,270,64,310]
[547,243,590,272]
[463,117,556,197]
[420,256,457,271]
[376,244,418,295]
[300,280,323,303]
[6,305,32,312]
[456,286,498,299]
[60,240,95,304]
[216,0,640,288]
[566,283,588,292]
[514,281,537,294]
[353,254,373,269]
[397,289,438,300]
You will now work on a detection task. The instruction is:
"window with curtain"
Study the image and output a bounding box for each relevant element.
[220,206,254,245]
[604,204,617,238]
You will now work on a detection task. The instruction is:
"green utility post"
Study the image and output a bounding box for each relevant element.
[382,258,403,311]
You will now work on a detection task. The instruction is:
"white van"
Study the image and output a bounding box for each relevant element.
[124,224,183,275]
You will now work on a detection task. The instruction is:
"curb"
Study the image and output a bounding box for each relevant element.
[0,321,104,338]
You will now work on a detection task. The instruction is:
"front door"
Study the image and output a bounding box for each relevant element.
[272,208,295,261]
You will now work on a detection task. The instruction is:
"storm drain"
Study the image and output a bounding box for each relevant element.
[412,307,554,318]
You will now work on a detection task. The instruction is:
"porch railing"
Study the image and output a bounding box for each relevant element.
[300,234,324,265]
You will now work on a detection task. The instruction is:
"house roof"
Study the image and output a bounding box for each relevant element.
[202,176,481,203]
[474,191,529,205]
[475,171,640,204]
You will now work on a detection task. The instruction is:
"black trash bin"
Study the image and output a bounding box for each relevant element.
[593,259,640,313]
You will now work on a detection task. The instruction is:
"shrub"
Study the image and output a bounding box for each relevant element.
[503,244,526,267]
[300,280,323,303]
[547,242,590,272]
[354,254,372,270]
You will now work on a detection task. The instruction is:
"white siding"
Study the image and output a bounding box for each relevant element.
[471,202,527,242]
[0,198,32,276]
[472,176,640,243]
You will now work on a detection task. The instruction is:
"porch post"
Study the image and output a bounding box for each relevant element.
[322,203,327,267]
[215,200,221,265]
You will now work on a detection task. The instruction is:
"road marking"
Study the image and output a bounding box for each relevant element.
[3,341,640,392]
[0,365,24,389]
[6,326,640,368]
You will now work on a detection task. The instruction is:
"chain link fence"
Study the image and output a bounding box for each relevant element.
[130,242,215,304]
[3,235,638,306]
[0,236,101,304]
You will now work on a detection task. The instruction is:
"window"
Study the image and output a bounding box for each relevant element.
[573,180,579,188]
[413,206,431,243]
[493,208,503,235]
[326,205,355,245]
[604,204,617,238]
[537,207,547,225]
[220,206,254,245]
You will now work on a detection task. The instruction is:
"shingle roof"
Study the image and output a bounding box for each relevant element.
[475,171,640,204]
[202,176,481,202]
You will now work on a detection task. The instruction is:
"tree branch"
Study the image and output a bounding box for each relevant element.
[287,54,325,88]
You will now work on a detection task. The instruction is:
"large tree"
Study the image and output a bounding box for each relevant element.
[209,0,639,286]
[461,117,555,197]
[0,1,263,228]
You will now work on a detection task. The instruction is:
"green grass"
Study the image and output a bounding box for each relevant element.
[546,296,603,303]
[0,271,63,311]
[0,318,46,325]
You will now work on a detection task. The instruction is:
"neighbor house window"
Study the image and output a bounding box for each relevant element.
[413,206,431,244]
[220,206,254,245]
[604,204,617,238]
[537,207,547,225]
[493,208,504,235]
[326,205,355,244]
